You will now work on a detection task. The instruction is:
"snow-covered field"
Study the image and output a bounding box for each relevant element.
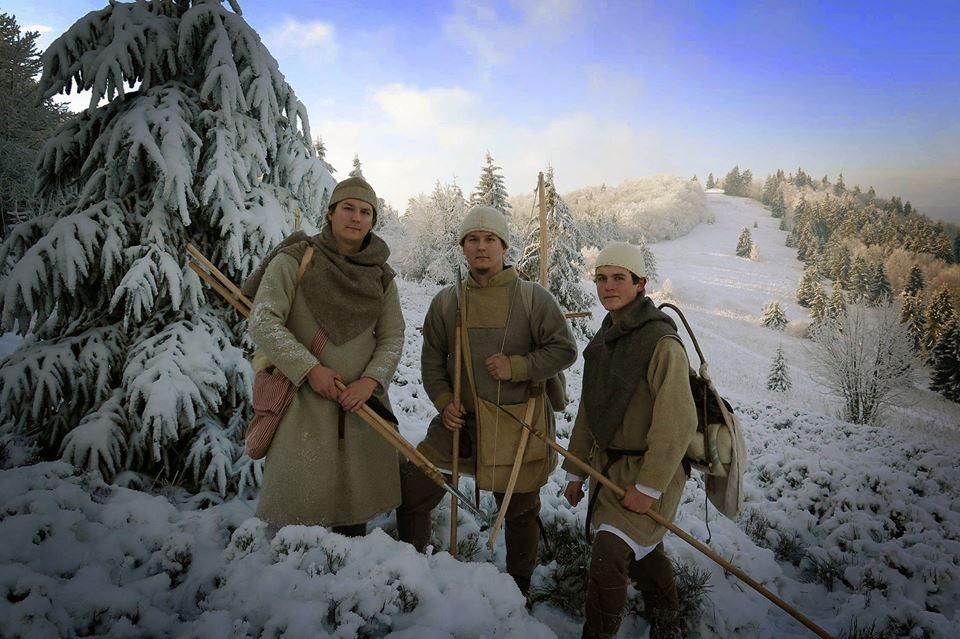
[2,193,959,638]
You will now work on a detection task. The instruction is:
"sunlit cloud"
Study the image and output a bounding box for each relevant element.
[264,18,338,61]
[312,82,664,210]
[443,0,583,77]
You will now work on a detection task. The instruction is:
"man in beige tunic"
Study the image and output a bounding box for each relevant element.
[563,242,697,639]
[398,206,577,597]
[248,177,405,537]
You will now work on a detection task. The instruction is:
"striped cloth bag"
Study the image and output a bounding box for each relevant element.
[244,246,320,460]
[245,327,329,459]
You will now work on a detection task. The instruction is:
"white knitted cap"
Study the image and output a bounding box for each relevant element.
[595,241,646,278]
[459,205,510,247]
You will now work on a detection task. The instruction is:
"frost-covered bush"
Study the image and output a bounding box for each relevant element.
[511,174,709,245]
[564,174,708,242]
[809,303,919,425]
[393,181,466,285]
[0,0,334,495]
[0,462,553,638]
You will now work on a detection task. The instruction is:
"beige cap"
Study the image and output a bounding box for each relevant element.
[329,176,378,216]
[595,241,646,278]
[459,205,510,247]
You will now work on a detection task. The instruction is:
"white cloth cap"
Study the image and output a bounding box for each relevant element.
[459,205,510,247]
[595,241,646,278]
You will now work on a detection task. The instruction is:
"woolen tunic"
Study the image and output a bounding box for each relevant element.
[564,335,698,546]
[249,252,405,527]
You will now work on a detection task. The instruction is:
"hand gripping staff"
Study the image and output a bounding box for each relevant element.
[492,405,835,639]
[185,244,484,520]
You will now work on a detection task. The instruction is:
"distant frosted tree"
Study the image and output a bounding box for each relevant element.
[846,256,870,301]
[517,168,592,336]
[0,0,334,496]
[394,181,466,285]
[827,280,846,322]
[470,152,518,261]
[736,228,753,257]
[761,301,787,330]
[0,14,71,238]
[900,292,926,353]
[930,320,960,402]
[767,346,791,392]
[349,154,364,178]
[811,303,918,424]
[833,173,846,195]
[637,234,658,281]
[810,284,828,325]
[771,190,786,219]
[796,266,819,308]
[705,173,716,189]
[868,263,891,306]
[925,288,957,353]
[904,265,925,297]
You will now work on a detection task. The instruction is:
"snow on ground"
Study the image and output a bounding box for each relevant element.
[2,193,959,638]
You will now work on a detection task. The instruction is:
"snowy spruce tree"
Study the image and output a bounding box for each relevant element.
[470,152,518,261]
[749,242,761,262]
[636,234,659,281]
[925,288,957,353]
[827,280,846,322]
[349,154,364,178]
[767,346,791,392]
[761,301,787,330]
[796,266,820,307]
[868,262,891,306]
[0,0,334,496]
[900,292,927,353]
[810,284,828,325]
[847,255,870,302]
[930,320,960,403]
[517,168,592,336]
[736,227,752,257]
[904,265,925,297]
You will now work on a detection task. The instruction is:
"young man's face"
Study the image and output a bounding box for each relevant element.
[462,231,505,274]
[327,198,374,250]
[594,265,646,311]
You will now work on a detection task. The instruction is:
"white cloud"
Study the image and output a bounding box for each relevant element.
[264,18,338,61]
[311,82,664,210]
[24,24,54,34]
[444,0,583,76]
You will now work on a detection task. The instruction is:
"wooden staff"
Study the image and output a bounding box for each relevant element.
[537,172,548,288]
[495,407,834,639]
[450,270,464,557]
[186,244,484,519]
[186,243,252,309]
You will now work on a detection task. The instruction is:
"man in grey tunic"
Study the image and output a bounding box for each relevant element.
[397,206,577,596]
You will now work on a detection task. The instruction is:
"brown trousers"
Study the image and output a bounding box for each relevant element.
[583,532,680,639]
[396,461,541,595]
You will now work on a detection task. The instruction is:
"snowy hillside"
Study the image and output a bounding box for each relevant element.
[2,193,959,638]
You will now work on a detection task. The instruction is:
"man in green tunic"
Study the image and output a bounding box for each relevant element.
[563,242,697,639]
[397,206,577,597]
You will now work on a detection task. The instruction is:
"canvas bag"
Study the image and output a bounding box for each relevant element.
[244,247,316,459]
[659,302,748,519]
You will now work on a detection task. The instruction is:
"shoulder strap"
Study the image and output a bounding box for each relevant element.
[296,246,314,285]
[519,279,535,317]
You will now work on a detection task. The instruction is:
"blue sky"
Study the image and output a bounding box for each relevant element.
[11,0,960,223]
